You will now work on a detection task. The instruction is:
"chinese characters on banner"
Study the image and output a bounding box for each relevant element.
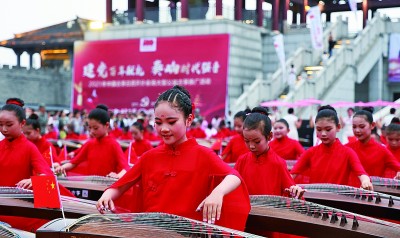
[73,34,230,120]
[307,6,323,51]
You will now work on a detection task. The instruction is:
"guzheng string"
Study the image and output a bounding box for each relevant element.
[66,213,263,238]
[58,175,117,185]
[250,195,400,229]
[0,186,98,207]
[370,176,400,187]
[0,224,17,238]
[299,183,400,201]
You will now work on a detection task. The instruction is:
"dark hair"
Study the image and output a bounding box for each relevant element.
[243,107,272,137]
[132,121,144,132]
[315,105,339,125]
[88,104,110,125]
[347,107,355,113]
[234,111,247,122]
[386,118,400,135]
[275,118,290,129]
[155,85,192,118]
[353,107,374,124]
[2,98,26,122]
[288,108,294,114]
[26,113,41,131]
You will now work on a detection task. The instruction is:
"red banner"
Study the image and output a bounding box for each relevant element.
[73,34,229,120]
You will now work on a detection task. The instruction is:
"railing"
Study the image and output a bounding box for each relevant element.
[233,18,346,114]
[114,6,271,29]
[284,15,384,107]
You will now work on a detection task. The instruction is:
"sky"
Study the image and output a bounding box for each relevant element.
[0,0,399,68]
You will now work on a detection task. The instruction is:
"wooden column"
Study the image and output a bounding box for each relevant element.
[136,0,144,23]
[271,0,279,30]
[300,0,308,23]
[106,0,113,23]
[326,11,331,22]
[234,0,242,21]
[362,0,369,28]
[257,0,264,27]
[216,0,223,18]
[181,0,189,20]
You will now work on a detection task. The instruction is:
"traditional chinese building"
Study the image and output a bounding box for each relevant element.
[0,17,90,69]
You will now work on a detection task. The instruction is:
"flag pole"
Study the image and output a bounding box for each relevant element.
[50,146,67,226]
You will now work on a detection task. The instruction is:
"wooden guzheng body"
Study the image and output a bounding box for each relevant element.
[299,183,400,220]
[58,176,117,201]
[247,195,400,238]
[370,176,400,197]
[0,222,34,238]
[0,187,99,220]
[36,212,263,238]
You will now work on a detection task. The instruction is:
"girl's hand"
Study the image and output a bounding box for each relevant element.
[196,190,224,224]
[107,172,119,179]
[285,185,305,199]
[360,175,373,190]
[394,172,400,180]
[96,190,116,214]
[54,165,66,175]
[16,179,32,189]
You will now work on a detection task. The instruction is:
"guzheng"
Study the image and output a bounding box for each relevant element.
[370,176,400,197]
[299,183,400,221]
[36,212,263,238]
[58,176,117,201]
[247,195,400,238]
[0,222,35,238]
[0,187,100,220]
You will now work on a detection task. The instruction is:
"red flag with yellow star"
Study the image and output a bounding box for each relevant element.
[31,175,62,209]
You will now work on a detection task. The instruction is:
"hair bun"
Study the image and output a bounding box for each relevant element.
[28,113,39,120]
[96,104,109,112]
[362,107,374,114]
[391,117,400,124]
[318,105,337,114]
[6,98,24,107]
[251,106,269,115]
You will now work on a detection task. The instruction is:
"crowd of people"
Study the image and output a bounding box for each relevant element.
[1,85,400,235]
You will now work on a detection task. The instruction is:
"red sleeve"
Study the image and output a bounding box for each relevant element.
[221,140,233,161]
[110,156,143,190]
[70,141,90,165]
[383,148,400,171]
[279,158,296,189]
[347,148,368,176]
[291,148,312,175]
[295,141,305,158]
[112,141,130,171]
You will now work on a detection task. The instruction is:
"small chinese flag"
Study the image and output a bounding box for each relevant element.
[211,139,222,151]
[31,175,62,209]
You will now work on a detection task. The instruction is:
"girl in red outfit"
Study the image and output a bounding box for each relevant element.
[23,114,61,168]
[55,105,129,179]
[221,111,249,163]
[384,120,400,177]
[97,85,250,231]
[234,107,304,197]
[0,98,54,231]
[346,108,400,180]
[270,119,305,160]
[124,122,153,165]
[291,105,373,189]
